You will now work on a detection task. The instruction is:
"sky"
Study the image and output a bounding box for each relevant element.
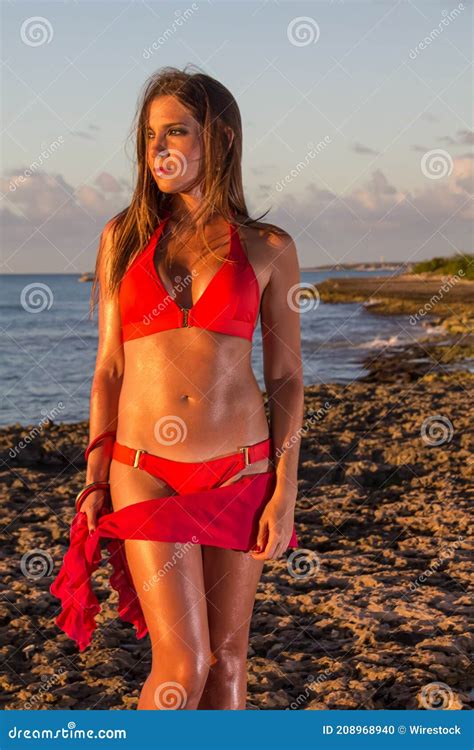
[1,0,472,273]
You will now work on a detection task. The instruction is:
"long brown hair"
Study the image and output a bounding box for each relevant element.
[90,64,272,316]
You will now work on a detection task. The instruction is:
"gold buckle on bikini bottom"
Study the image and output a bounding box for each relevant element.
[133,448,147,468]
[238,445,250,466]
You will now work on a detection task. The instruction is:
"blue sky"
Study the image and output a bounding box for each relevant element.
[1,0,472,272]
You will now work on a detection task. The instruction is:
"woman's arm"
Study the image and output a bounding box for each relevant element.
[251,229,304,559]
[82,220,124,530]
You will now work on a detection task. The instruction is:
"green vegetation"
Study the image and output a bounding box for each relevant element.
[411,254,474,280]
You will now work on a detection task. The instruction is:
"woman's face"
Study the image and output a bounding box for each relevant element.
[146,95,202,194]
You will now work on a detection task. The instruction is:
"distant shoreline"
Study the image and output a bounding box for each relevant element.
[1,263,411,277]
[301,262,411,272]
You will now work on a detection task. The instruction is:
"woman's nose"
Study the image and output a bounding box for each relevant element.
[151,146,168,160]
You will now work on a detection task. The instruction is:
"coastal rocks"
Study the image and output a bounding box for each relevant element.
[1,421,88,468]
[1,373,472,709]
[318,274,474,309]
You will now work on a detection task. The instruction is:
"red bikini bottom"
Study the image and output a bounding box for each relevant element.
[111,435,274,494]
[50,437,298,651]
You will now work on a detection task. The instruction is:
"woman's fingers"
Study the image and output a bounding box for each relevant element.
[250,528,279,560]
[264,532,281,559]
[79,490,108,534]
[249,521,268,558]
[250,525,291,560]
[85,507,98,534]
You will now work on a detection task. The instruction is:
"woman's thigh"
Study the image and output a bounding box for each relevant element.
[201,546,265,654]
[201,458,270,649]
[124,538,210,661]
[109,460,211,663]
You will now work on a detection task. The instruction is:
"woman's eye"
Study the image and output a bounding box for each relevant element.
[147,129,186,139]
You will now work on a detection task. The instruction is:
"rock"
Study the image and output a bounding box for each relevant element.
[259,690,290,708]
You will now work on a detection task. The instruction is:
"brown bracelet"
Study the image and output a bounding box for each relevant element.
[84,431,117,461]
[75,481,110,513]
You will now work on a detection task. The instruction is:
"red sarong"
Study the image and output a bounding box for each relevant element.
[50,471,298,651]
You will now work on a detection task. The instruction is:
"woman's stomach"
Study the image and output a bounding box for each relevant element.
[115,329,269,460]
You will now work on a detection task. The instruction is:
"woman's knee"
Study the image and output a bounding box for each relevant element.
[148,646,213,706]
[211,638,248,674]
[197,640,248,708]
[174,649,213,693]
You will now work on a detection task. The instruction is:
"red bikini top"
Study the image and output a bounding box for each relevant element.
[119,212,260,342]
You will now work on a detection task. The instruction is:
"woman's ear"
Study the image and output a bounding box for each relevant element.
[224,125,234,151]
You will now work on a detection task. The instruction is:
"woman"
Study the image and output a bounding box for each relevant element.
[50,66,304,710]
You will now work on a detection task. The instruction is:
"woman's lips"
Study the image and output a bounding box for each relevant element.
[154,151,173,177]
[153,150,188,178]
[155,165,176,177]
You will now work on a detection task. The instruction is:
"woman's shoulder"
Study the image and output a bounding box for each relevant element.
[98,213,128,264]
[101,214,122,244]
[237,217,295,260]
[235,217,296,284]
[94,214,125,285]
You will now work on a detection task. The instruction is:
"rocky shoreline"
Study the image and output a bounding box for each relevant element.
[1,355,472,709]
[316,273,474,383]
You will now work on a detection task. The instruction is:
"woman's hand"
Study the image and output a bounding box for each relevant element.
[249,492,296,560]
[79,489,110,534]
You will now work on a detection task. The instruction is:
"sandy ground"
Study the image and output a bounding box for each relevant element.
[1,352,472,709]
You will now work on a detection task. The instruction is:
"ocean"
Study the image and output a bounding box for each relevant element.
[0,271,435,427]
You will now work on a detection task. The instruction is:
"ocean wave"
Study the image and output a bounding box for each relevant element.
[356,334,403,349]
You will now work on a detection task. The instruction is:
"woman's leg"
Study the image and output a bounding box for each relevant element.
[124,537,212,709]
[197,546,265,709]
[109,461,213,710]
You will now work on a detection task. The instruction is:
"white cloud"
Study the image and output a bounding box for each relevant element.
[94,172,122,193]
[1,170,128,273]
[1,159,472,272]
[273,157,473,265]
